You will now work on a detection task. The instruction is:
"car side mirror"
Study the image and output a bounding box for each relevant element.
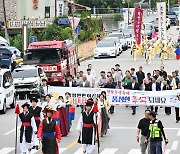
[5,82,10,87]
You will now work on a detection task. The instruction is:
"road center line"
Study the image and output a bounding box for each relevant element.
[171,141,179,150]
[66,139,78,149]
[3,126,20,136]
[110,127,180,130]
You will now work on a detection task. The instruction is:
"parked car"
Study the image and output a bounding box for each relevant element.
[13,65,46,99]
[170,7,179,16]
[166,12,178,26]
[109,32,128,51]
[0,69,15,114]
[104,37,123,55]
[94,39,119,58]
[123,32,134,48]
[0,46,23,69]
[142,23,155,39]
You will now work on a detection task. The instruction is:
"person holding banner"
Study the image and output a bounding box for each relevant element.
[127,76,140,115]
[77,100,98,154]
[175,82,180,123]
[64,92,74,132]
[145,111,168,154]
[146,76,161,114]
[98,94,110,137]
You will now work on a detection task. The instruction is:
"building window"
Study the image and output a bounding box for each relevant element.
[45,7,50,18]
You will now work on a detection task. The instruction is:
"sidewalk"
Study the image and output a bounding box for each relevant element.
[78,40,96,59]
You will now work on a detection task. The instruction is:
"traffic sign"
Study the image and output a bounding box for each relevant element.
[58,19,69,25]
[29,36,37,43]
[75,26,81,35]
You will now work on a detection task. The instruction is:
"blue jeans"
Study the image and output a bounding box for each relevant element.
[150,141,162,154]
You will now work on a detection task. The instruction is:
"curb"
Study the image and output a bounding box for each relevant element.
[79,54,94,62]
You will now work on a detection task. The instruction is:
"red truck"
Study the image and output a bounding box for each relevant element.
[26,40,79,84]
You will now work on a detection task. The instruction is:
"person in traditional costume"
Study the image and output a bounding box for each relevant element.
[98,94,110,137]
[145,43,152,65]
[37,106,61,154]
[64,92,74,132]
[29,97,44,150]
[41,94,55,110]
[77,100,97,154]
[131,41,137,61]
[56,96,69,136]
[17,103,37,154]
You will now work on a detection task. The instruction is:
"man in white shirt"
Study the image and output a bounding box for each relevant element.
[86,69,95,87]
[88,64,96,79]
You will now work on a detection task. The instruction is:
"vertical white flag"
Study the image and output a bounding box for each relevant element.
[157,2,167,41]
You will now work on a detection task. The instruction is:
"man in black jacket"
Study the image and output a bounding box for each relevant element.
[104,76,117,88]
[136,66,145,90]
[146,76,161,114]
[66,75,77,87]
[127,76,140,115]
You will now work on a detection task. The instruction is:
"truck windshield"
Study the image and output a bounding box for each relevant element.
[13,69,37,78]
[27,48,60,64]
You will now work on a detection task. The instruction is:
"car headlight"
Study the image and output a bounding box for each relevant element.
[32,81,39,88]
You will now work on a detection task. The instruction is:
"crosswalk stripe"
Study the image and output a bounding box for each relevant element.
[165,149,171,154]
[100,148,118,154]
[0,147,15,154]
[128,149,141,154]
[30,149,38,154]
[171,141,179,150]
[73,147,83,154]
[177,129,180,136]
[59,148,67,153]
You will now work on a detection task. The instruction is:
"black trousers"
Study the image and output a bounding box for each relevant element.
[175,107,180,121]
[165,107,171,114]
[109,106,114,114]
[151,106,158,113]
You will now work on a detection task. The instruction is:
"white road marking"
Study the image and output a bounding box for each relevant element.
[111,127,180,130]
[177,129,180,136]
[59,148,67,153]
[128,149,141,154]
[73,147,83,154]
[100,148,118,154]
[0,147,15,154]
[171,141,179,150]
[30,149,38,154]
[164,149,171,154]
[3,126,20,135]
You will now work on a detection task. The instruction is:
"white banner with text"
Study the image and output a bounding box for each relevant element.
[49,87,180,107]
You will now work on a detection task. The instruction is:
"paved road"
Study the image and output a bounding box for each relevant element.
[0,26,179,154]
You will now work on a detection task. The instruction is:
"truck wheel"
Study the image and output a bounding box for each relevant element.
[0,100,6,114]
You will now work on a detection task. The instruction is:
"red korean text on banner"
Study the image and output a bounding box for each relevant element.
[133,8,143,45]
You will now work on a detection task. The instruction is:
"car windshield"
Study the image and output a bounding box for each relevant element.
[27,48,60,64]
[13,69,37,78]
[167,15,176,18]
[109,34,123,39]
[97,40,114,47]
[144,25,152,30]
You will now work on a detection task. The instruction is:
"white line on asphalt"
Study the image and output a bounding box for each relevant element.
[30,149,38,154]
[73,147,82,154]
[171,141,179,150]
[59,148,67,153]
[127,149,141,154]
[164,149,171,154]
[0,147,15,154]
[177,129,180,136]
[110,127,180,130]
[100,148,118,154]
[3,126,20,135]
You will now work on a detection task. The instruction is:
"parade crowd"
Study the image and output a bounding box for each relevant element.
[16,59,180,154]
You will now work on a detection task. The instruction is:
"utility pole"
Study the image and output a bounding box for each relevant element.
[55,0,57,17]
[2,0,9,44]
[128,0,129,25]
[167,0,169,12]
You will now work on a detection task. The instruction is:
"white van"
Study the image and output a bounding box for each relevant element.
[0,69,15,114]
